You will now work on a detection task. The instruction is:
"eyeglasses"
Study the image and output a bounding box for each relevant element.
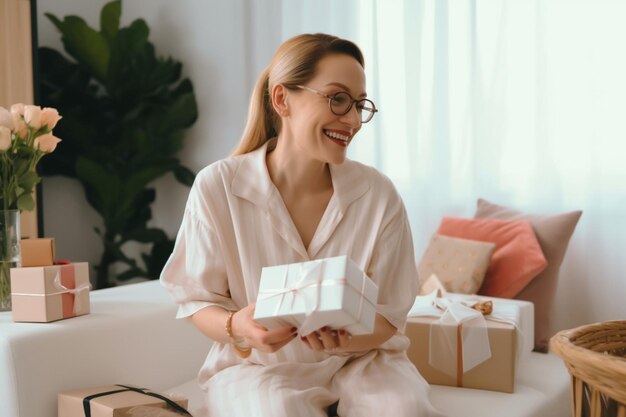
[294,85,378,123]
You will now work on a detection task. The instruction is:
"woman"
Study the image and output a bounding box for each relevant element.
[161,33,443,417]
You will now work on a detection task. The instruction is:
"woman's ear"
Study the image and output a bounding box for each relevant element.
[271,84,290,117]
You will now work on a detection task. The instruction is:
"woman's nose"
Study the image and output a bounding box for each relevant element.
[340,105,362,128]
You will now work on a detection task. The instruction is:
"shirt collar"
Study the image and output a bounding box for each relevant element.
[231,140,274,209]
[231,138,370,213]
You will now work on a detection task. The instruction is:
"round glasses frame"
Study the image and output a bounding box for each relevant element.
[294,85,378,123]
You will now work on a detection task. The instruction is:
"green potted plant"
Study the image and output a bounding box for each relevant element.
[38,0,198,288]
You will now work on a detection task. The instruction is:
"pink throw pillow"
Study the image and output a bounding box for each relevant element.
[474,199,582,352]
[437,217,548,299]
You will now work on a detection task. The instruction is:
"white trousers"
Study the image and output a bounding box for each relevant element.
[202,349,446,417]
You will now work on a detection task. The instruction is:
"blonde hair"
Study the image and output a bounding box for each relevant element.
[231,33,364,156]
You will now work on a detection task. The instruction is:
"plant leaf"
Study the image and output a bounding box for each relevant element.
[46,14,110,81]
[145,237,175,278]
[123,227,168,244]
[123,166,170,197]
[45,13,64,33]
[17,171,40,192]
[100,0,121,44]
[76,157,121,217]
[173,165,195,187]
[154,90,198,132]
[17,193,35,211]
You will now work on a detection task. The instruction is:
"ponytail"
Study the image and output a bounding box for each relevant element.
[231,68,278,156]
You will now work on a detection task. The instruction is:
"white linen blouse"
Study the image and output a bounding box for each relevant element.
[160,138,419,374]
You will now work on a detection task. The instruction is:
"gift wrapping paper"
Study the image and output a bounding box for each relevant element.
[19,237,56,267]
[254,255,378,335]
[58,384,190,417]
[405,291,534,393]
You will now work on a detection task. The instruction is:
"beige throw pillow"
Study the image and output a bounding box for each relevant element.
[418,234,496,294]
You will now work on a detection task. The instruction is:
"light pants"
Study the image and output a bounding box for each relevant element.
[203,348,446,417]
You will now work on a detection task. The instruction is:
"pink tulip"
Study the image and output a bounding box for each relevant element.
[0,106,15,130]
[10,104,28,138]
[23,105,42,129]
[34,133,61,153]
[10,103,25,116]
[14,120,29,139]
[40,107,62,130]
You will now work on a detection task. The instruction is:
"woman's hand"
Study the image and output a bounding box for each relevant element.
[300,314,397,354]
[301,327,352,353]
[231,303,298,353]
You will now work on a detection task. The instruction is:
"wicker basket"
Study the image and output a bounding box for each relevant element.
[550,320,626,417]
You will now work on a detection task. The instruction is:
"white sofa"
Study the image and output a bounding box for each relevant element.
[0,280,571,417]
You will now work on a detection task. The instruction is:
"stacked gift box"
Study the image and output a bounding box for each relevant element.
[10,237,91,322]
[405,291,534,393]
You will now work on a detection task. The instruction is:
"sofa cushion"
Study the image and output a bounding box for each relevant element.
[167,352,571,417]
[428,352,570,417]
[437,217,548,299]
[417,234,495,294]
[474,198,582,352]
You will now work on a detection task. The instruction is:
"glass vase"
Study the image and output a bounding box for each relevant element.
[0,210,21,311]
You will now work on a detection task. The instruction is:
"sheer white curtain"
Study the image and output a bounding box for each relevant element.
[273,0,626,330]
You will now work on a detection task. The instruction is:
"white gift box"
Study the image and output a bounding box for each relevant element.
[253,256,378,336]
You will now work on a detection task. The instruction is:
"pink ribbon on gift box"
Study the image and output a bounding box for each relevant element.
[52,264,91,317]
[257,259,372,336]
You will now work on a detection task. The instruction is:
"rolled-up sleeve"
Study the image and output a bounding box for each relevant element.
[160,174,236,318]
[367,198,419,333]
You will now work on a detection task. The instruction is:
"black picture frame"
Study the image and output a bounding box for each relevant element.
[31,0,44,238]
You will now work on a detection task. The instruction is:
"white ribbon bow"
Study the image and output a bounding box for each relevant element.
[410,291,491,378]
[258,260,330,335]
[429,297,492,377]
[410,290,527,379]
[52,270,91,314]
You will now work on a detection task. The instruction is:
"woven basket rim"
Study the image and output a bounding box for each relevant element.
[550,320,626,358]
[551,320,626,375]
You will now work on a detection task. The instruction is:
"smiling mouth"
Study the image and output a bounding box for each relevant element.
[323,129,350,144]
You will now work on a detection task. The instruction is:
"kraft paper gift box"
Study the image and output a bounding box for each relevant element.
[19,237,55,267]
[10,262,91,322]
[58,384,190,417]
[253,255,378,336]
[405,292,534,393]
